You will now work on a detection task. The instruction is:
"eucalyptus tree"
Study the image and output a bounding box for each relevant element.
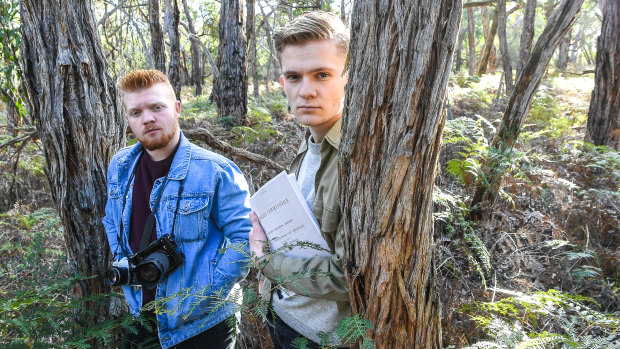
[19,0,125,320]
[214,0,248,126]
[586,0,620,150]
[340,0,461,346]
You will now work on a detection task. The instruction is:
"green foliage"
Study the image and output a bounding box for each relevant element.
[336,314,375,349]
[434,188,491,284]
[461,289,620,349]
[562,141,620,191]
[455,73,482,88]
[182,95,218,120]
[444,117,489,188]
[0,0,27,122]
[528,87,587,139]
[0,208,134,348]
[464,89,493,110]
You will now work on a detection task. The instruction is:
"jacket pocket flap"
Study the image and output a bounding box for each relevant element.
[167,195,211,214]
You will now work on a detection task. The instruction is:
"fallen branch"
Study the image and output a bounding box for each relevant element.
[0,130,37,150]
[183,127,286,172]
[464,0,495,8]
[564,69,595,76]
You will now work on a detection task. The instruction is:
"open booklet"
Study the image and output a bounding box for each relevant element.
[249,171,330,258]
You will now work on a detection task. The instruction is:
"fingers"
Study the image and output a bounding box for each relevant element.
[249,211,261,229]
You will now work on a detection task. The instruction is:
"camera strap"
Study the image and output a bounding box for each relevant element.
[138,176,184,251]
[138,175,169,251]
[118,152,186,255]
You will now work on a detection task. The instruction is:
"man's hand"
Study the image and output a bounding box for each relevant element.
[249,211,268,262]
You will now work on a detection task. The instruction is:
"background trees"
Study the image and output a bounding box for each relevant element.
[1,1,618,348]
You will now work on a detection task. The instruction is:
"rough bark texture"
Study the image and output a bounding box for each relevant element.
[247,0,259,98]
[182,0,202,96]
[586,0,620,150]
[149,0,166,73]
[477,8,498,75]
[214,0,247,126]
[517,0,537,79]
[340,1,462,347]
[467,6,477,75]
[164,0,181,99]
[469,0,584,220]
[498,0,514,93]
[19,0,125,317]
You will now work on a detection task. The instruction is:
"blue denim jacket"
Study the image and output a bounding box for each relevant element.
[102,132,251,348]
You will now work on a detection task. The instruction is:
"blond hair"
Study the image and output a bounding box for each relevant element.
[274,11,349,60]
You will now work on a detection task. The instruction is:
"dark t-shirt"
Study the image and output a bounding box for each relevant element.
[130,140,179,305]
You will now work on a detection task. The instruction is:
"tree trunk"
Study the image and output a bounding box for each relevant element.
[214,0,247,126]
[149,0,167,73]
[517,0,537,79]
[19,0,125,320]
[498,0,514,94]
[477,8,498,75]
[182,0,203,96]
[340,0,461,347]
[555,28,571,70]
[469,0,584,220]
[455,27,466,71]
[2,90,20,137]
[247,0,259,98]
[586,0,620,150]
[164,0,181,99]
[259,2,275,94]
[467,6,477,75]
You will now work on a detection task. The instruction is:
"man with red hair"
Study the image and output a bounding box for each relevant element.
[103,70,251,349]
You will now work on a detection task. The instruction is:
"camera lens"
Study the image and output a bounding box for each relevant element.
[138,264,161,283]
[105,267,128,286]
[135,251,171,288]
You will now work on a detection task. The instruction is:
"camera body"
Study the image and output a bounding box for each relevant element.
[105,234,184,289]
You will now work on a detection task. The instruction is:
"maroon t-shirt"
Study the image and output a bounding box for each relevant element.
[130,140,179,305]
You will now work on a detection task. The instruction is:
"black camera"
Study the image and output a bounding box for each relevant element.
[105,234,184,289]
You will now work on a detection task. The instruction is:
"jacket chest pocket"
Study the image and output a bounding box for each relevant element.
[166,195,212,242]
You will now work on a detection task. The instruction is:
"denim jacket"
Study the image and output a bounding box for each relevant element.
[102,132,251,348]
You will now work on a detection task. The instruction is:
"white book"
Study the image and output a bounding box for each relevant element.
[249,171,330,258]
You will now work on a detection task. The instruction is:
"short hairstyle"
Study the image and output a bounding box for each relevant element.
[274,11,349,60]
[119,69,174,98]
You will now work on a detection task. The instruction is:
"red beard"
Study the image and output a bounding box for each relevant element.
[139,123,178,151]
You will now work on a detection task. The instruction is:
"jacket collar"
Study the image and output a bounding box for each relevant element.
[298,117,342,154]
[117,130,192,181]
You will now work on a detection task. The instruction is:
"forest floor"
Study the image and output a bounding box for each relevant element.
[0,72,618,348]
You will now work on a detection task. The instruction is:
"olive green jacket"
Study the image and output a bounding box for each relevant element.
[259,118,350,311]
